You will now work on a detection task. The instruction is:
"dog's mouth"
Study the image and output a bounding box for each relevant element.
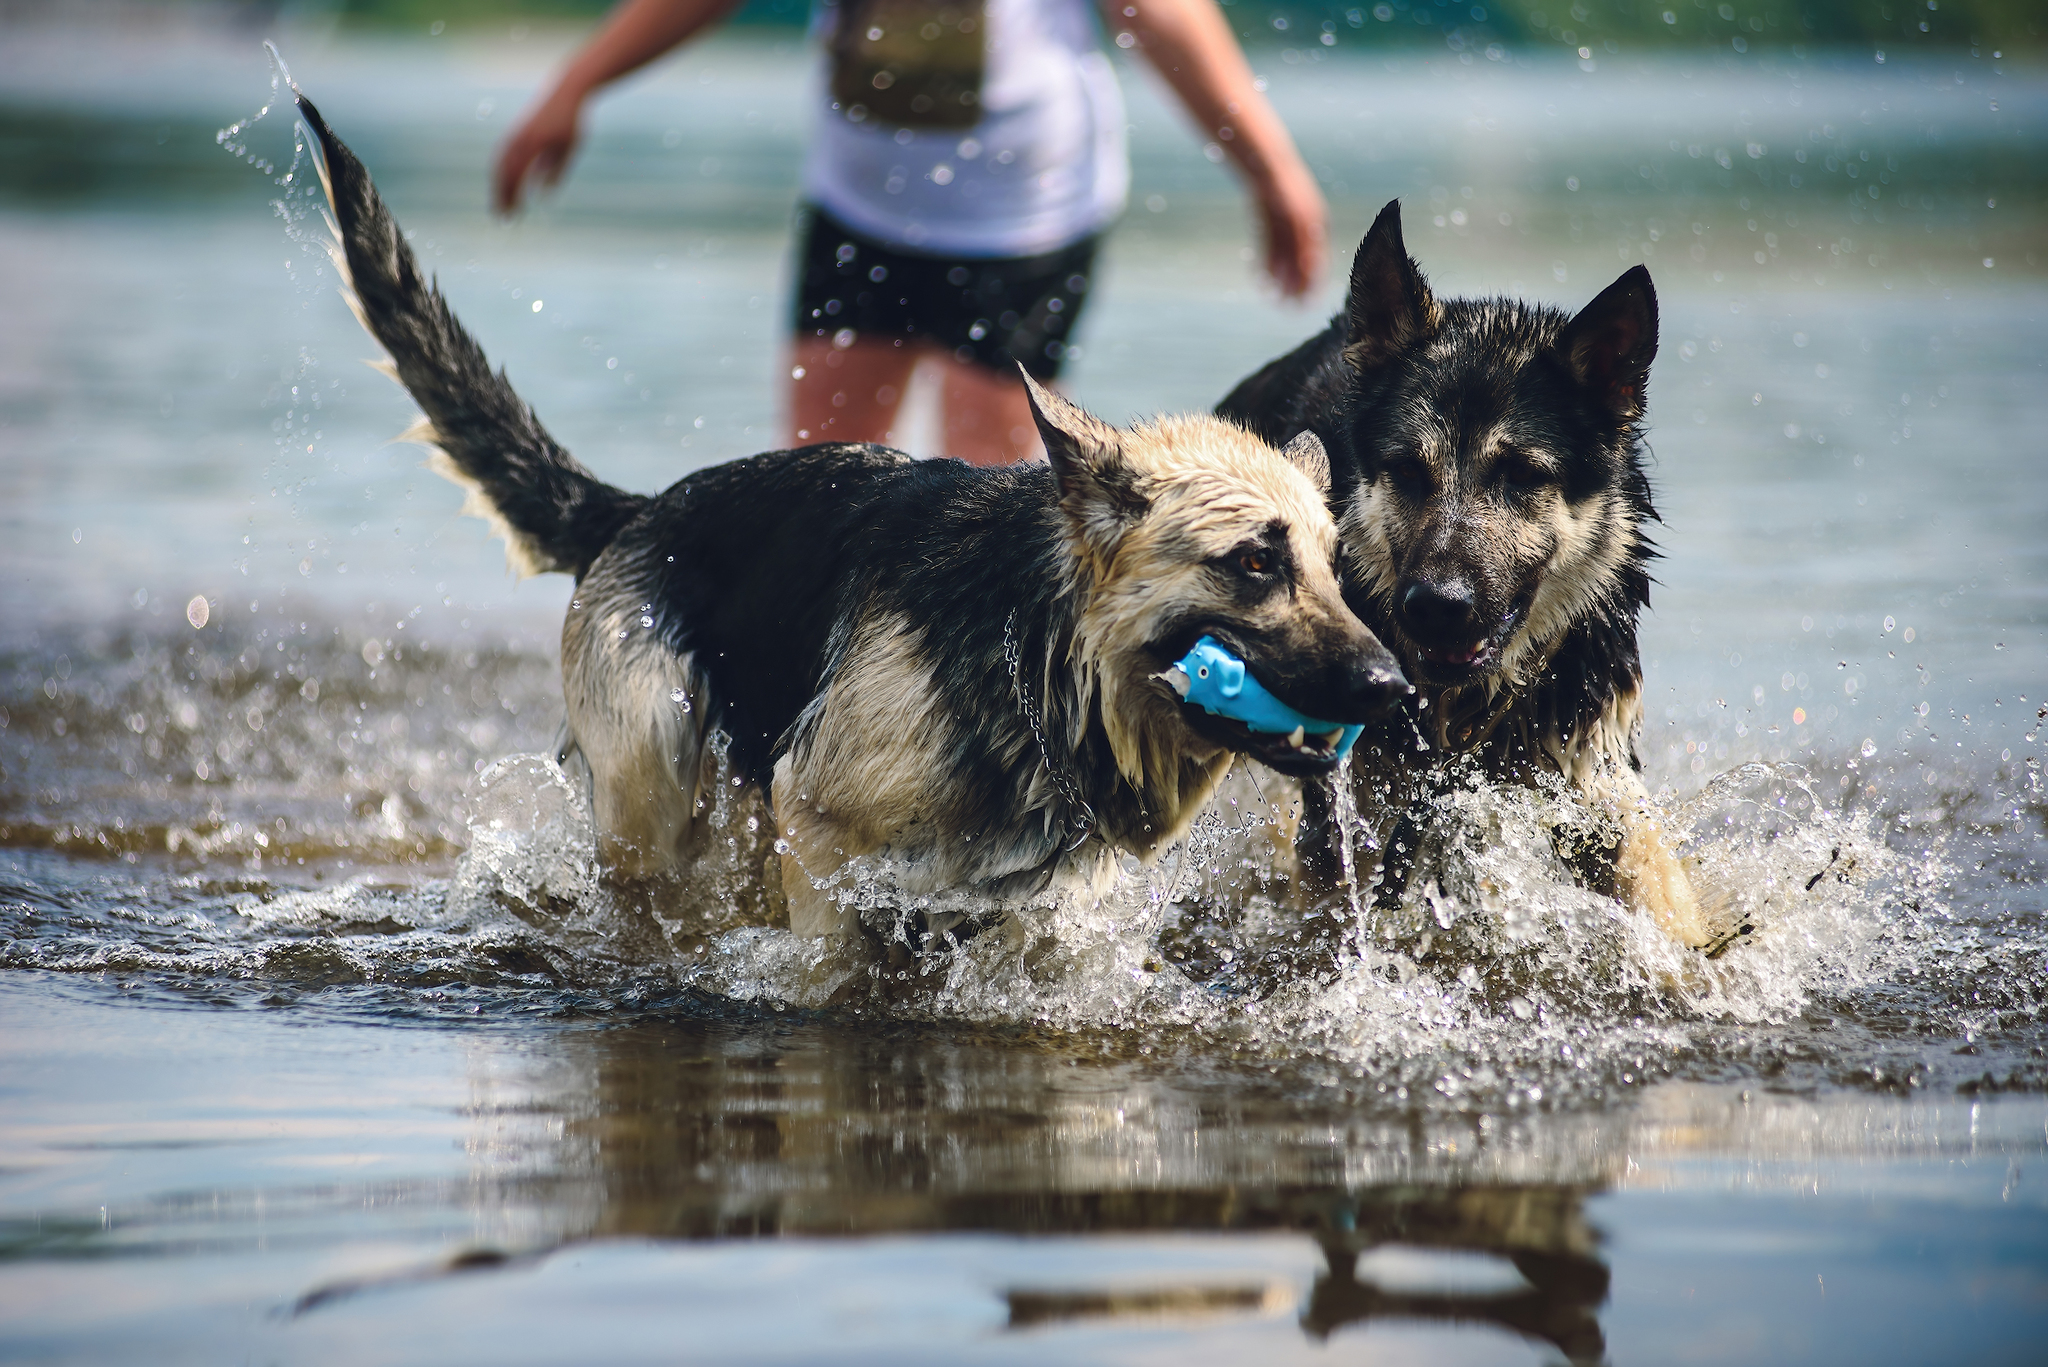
[1176,704,1354,777]
[1146,623,1368,775]
[1404,609,1524,686]
[1414,637,1497,678]
[1419,640,1491,667]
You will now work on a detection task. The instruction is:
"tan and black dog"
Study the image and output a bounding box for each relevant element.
[1221,201,1728,955]
[295,94,1407,950]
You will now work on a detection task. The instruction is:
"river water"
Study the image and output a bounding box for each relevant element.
[1,16,2044,1365]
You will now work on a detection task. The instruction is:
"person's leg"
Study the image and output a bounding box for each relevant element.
[787,335,920,446]
[937,353,1042,466]
[932,233,1098,466]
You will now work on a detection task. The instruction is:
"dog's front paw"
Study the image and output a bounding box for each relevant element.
[1689,863,1768,959]
[1618,835,1713,950]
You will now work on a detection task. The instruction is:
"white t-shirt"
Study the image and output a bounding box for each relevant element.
[802,0,1129,258]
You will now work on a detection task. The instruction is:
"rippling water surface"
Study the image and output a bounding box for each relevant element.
[2,17,2044,1364]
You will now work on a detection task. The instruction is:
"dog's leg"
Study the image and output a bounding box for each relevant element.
[1367,807,1428,916]
[767,614,953,940]
[1588,768,1711,950]
[1295,774,1345,897]
[560,574,707,885]
[1299,758,1435,912]
[1183,761,1302,903]
[1549,688,1713,951]
[585,748,697,883]
[1270,768,1416,986]
[769,755,861,938]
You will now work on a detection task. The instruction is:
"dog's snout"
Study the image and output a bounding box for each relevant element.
[1400,578,1479,643]
[1334,637,1410,717]
[1239,617,1409,727]
[1306,617,1409,722]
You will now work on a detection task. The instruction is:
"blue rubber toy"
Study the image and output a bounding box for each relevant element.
[1163,636,1363,761]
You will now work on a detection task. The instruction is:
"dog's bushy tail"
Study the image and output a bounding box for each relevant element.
[295,92,645,580]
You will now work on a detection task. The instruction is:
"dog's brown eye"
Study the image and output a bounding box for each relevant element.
[1238,549,1273,576]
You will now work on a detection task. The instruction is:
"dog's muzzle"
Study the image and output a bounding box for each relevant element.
[1160,636,1407,777]
[1399,579,1521,684]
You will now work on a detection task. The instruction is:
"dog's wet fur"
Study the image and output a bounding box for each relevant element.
[1222,200,1723,953]
[295,94,1407,949]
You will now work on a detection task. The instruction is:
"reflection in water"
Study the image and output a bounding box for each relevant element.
[234,1006,1630,1360]
[401,1016,1620,1358]
[535,1018,1617,1238]
[1005,1280,1294,1329]
[4,974,2042,1363]
[1305,1195,1608,1363]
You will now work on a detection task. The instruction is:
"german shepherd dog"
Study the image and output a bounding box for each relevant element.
[294,95,1408,948]
[1220,201,1729,956]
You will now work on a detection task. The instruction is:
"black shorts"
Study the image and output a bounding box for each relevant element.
[790,205,1099,380]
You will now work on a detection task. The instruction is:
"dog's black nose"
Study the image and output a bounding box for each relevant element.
[1301,619,1410,722]
[1401,579,1478,643]
[1335,643,1409,717]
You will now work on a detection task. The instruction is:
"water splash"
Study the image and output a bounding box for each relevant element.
[3,617,2040,1105]
[426,741,1935,1070]
[447,754,601,933]
[212,43,286,170]
[1329,754,1368,934]
[214,41,336,495]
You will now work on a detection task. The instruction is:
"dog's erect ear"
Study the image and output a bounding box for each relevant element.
[1554,265,1659,421]
[1020,369,1147,546]
[1343,200,1438,371]
[1280,429,1330,497]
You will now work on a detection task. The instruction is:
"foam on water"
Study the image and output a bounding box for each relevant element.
[2,617,2040,1104]
[426,738,1997,1110]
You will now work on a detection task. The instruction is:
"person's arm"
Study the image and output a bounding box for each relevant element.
[1103,0,1327,298]
[493,0,745,214]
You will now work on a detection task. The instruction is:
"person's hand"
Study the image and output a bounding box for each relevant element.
[1104,0,1328,299]
[493,88,585,215]
[1253,160,1327,300]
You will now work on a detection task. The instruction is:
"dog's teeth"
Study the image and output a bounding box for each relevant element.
[1287,726,1305,748]
[1320,728,1345,747]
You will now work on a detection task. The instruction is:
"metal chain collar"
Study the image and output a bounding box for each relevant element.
[1002,610,1097,852]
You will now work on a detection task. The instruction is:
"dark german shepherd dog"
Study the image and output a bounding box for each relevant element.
[293,95,1408,948]
[1221,201,1726,954]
